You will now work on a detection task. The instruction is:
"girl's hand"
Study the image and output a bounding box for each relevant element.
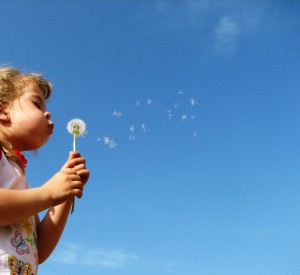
[65,151,90,185]
[42,152,90,205]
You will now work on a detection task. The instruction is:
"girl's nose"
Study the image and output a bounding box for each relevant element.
[45,111,51,120]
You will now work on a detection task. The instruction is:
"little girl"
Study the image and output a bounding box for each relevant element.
[0,67,89,274]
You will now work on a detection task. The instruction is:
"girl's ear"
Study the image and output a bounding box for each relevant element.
[0,102,10,122]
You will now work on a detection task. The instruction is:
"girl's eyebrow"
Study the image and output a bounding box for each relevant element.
[32,94,44,103]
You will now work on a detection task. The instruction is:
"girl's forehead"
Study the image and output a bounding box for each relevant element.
[19,83,46,106]
[22,82,44,97]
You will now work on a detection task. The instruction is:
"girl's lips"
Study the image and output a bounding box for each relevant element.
[48,123,54,134]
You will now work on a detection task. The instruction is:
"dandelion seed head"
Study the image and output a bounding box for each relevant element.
[109,140,118,149]
[129,125,136,133]
[181,115,188,122]
[190,98,198,106]
[67,118,87,137]
[113,110,122,118]
[129,135,137,141]
[103,136,111,145]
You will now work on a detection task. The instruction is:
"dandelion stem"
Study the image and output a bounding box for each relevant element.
[67,120,86,216]
[73,132,77,152]
[71,131,77,214]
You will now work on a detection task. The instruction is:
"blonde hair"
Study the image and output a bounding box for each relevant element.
[0,67,52,172]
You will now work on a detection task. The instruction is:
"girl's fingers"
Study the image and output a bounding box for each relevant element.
[69,157,86,168]
[76,169,90,185]
[62,151,81,169]
[72,163,85,172]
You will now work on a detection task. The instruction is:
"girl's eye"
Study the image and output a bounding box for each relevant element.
[33,102,41,109]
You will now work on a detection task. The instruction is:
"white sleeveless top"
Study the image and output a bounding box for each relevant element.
[0,150,38,274]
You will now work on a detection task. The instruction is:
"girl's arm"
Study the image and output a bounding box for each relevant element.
[36,200,72,264]
[36,152,89,263]
[0,152,86,227]
[0,187,54,227]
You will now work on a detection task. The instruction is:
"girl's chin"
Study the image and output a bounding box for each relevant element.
[28,139,50,151]
[13,135,50,151]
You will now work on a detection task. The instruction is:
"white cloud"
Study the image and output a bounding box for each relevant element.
[82,249,139,268]
[53,243,78,264]
[50,243,194,274]
[50,242,192,273]
[52,243,139,269]
[213,16,240,55]
[144,0,210,30]
[140,0,271,57]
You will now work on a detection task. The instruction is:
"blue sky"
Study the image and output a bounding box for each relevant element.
[1,0,300,274]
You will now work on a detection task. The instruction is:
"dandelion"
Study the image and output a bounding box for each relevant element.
[67,118,87,214]
[67,118,87,151]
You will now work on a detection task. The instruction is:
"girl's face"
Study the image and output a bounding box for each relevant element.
[4,82,54,151]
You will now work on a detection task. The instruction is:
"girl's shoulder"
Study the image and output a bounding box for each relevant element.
[0,151,27,189]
